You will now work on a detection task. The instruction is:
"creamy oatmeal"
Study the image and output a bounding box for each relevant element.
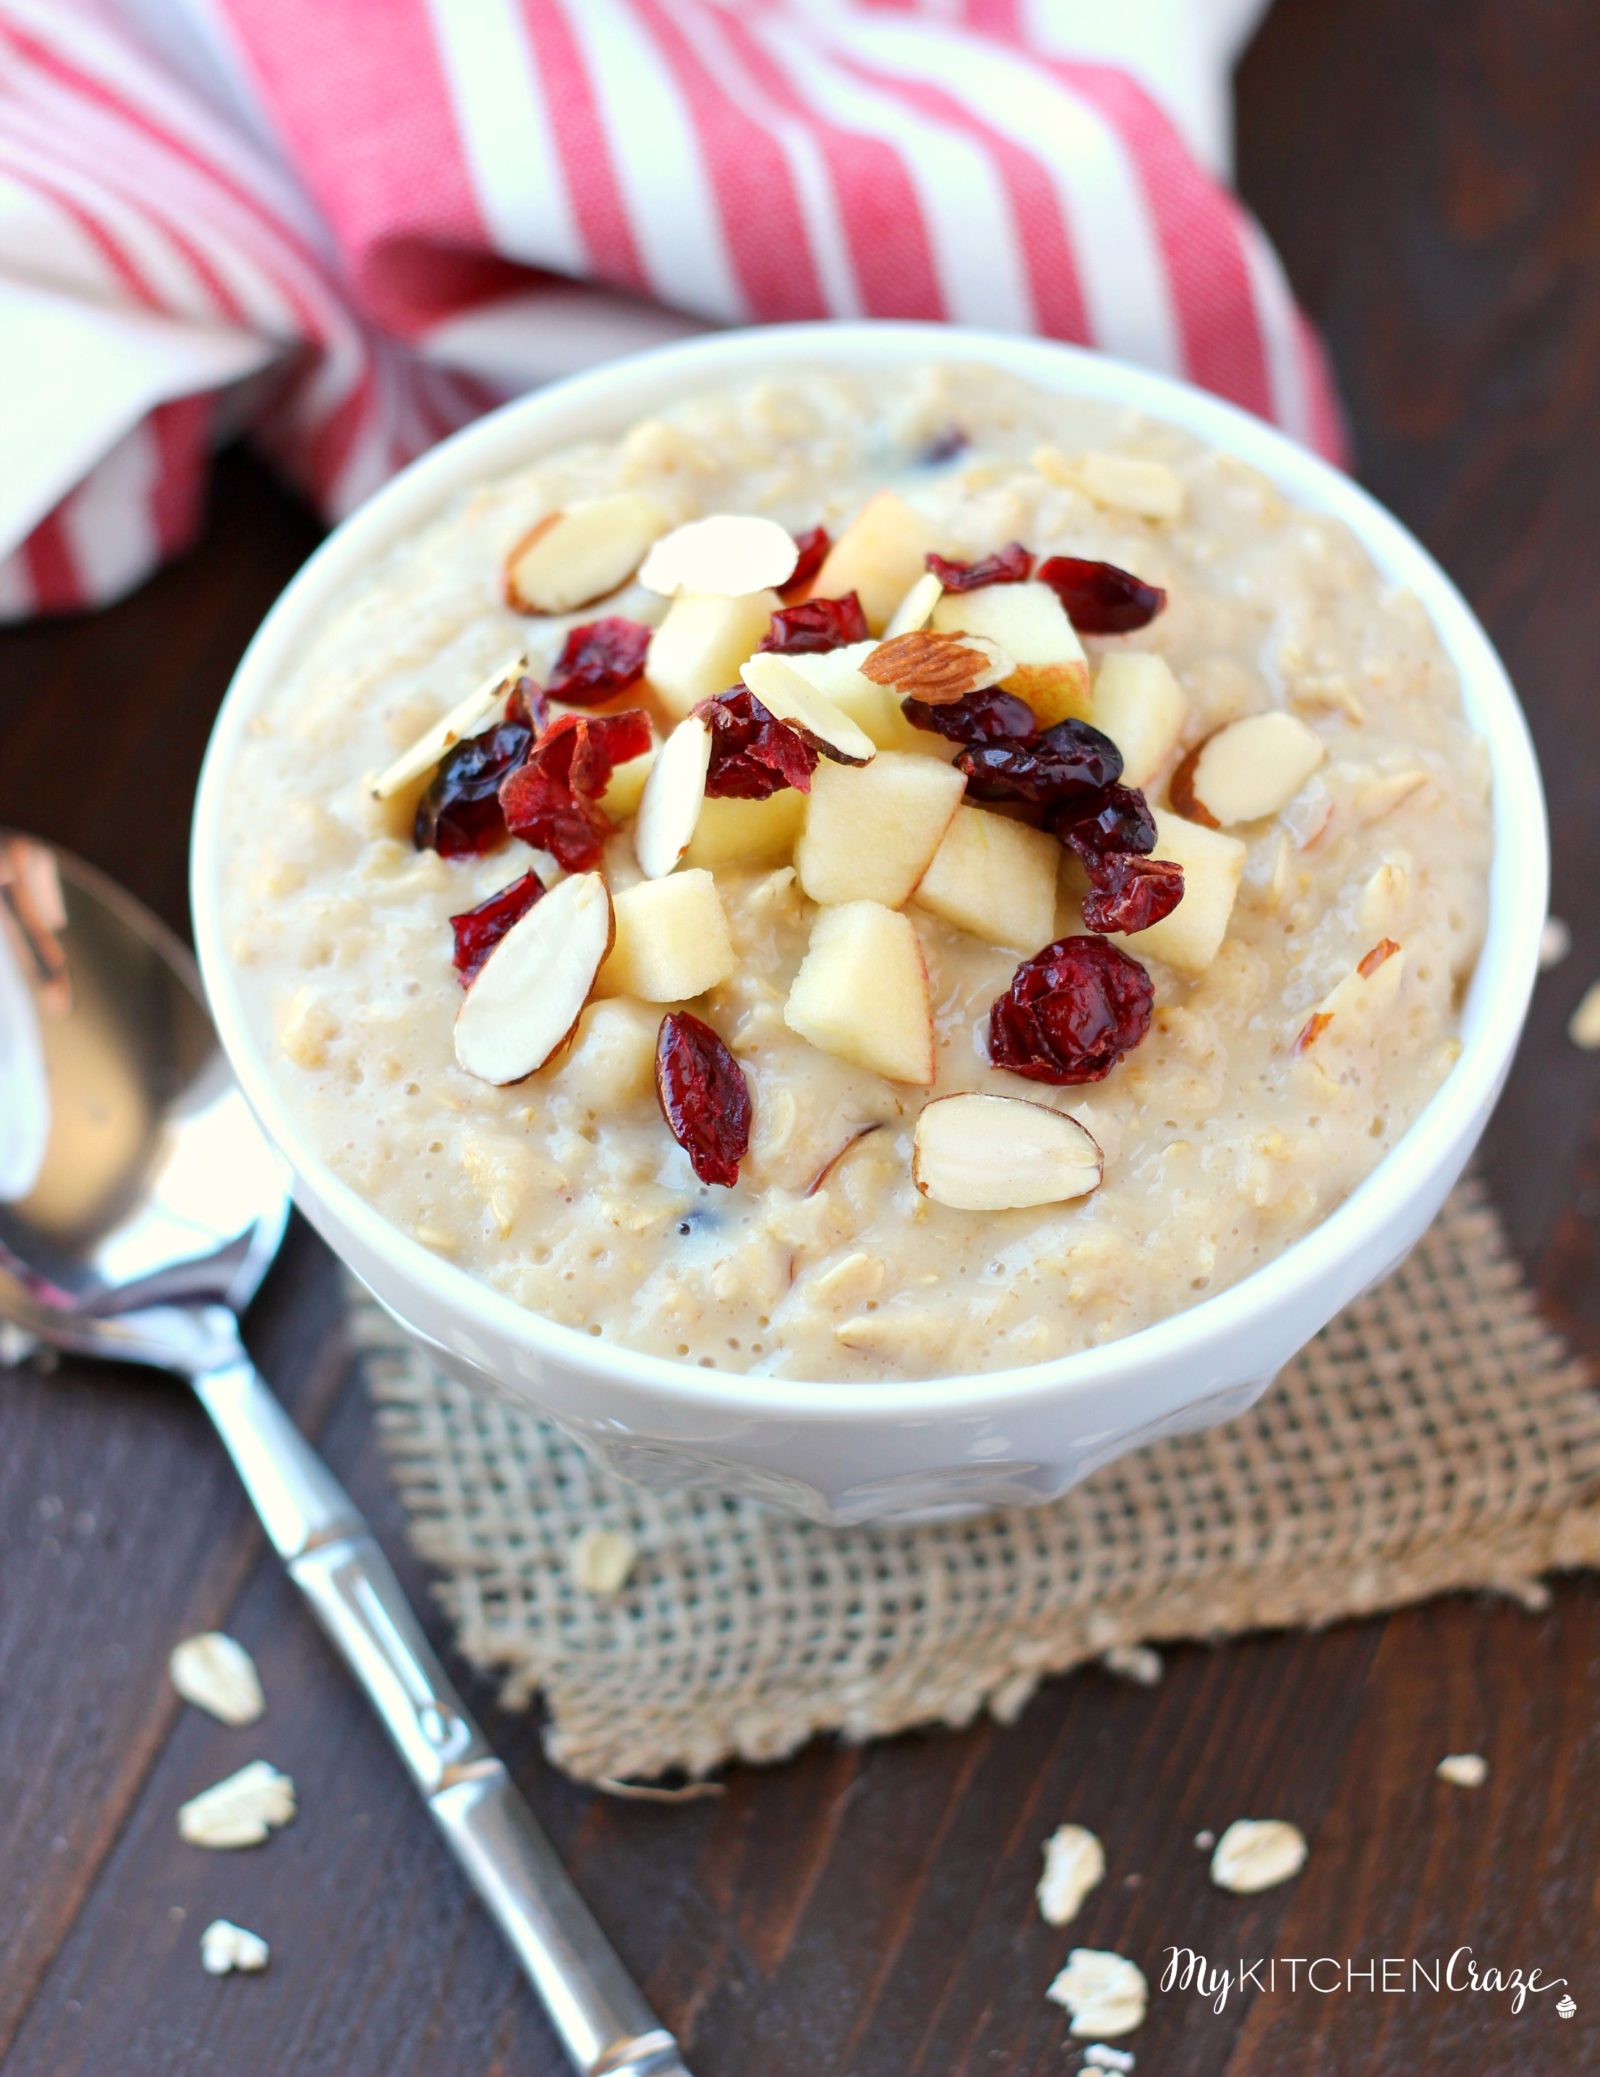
[221,364,1490,1381]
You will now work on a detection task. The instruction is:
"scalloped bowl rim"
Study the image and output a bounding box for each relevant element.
[191,320,1546,1426]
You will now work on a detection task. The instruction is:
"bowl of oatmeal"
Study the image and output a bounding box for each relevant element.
[192,323,1543,1523]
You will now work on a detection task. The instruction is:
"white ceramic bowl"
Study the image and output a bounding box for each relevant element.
[192,322,1546,1525]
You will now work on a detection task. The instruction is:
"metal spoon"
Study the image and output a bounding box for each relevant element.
[0,831,691,2077]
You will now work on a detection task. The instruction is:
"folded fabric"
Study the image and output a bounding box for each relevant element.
[0,0,1341,621]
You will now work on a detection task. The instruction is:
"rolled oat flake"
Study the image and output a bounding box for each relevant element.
[1209,1818,1308,1894]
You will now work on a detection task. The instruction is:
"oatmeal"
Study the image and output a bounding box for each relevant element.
[220,364,1490,1381]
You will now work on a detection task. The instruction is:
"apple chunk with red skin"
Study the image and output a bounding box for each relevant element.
[795,751,966,909]
[930,581,1089,726]
[784,900,935,1085]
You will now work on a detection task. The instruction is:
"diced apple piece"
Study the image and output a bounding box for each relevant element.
[784,901,934,1084]
[1170,712,1325,827]
[813,490,939,633]
[633,714,711,878]
[931,582,1088,726]
[1086,652,1187,789]
[915,806,1060,952]
[740,652,877,764]
[884,570,943,638]
[684,790,806,869]
[454,872,612,1083]
[598,745,656,822]
[1109,809,1244,973]
[796,752,966,909]
[555,997,661,1106]
[647,588,780,720]
[596,869,734,1001]
[503,495,667,615]
[912,1093,1102,1210]
[639,514,798,598]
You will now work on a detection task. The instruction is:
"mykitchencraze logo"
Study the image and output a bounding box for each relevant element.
[1161,1946,1571,2017]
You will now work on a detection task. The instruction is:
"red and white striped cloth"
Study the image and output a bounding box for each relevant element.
[0,0,1341,621]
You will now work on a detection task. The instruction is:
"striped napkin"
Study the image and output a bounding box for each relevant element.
[0,0,1339,622]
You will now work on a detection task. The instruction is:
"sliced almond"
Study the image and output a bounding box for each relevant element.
[912,1094,1102,1211]
[1169,712,1325,828]
[859,628,1010,706]
[169,1632,264,1727]
[633,714,711,878]
[1294,938,1406,1053]
[503,494,668,615]
[741,652,876,765]
[454,872,613,1084]
[638,513,798,598]
[883,570,944,639]
[1054,449,1185,521]
[369,656,524,801]
[178,1760,296,1850]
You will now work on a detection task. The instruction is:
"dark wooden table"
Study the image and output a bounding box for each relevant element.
[4,3,1598,2070]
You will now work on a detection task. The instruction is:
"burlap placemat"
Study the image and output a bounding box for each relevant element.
[361,1179,1600,1784]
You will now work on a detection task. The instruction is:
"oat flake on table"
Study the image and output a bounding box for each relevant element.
[199,1919,270,1975]
[1037,1824,1106,1926]
[1046,1949,1148,2038]
[1209,1818,1308,1893]
[177,1760,296,1850]
[168,1631,264,1727]
[1568,983,1600,1050]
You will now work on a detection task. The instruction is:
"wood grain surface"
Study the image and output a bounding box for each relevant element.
[3,3,1598,2070]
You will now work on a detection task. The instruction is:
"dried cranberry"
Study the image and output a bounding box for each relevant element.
[1080,853,1184,934]
[1035,556,1166,634]
[988,936,1153,1085]
[957,718,1123,805]
[901,686,1037,744]
[926,541,1032,591]
[507,675,550,732]
[656,1011,751,1188]
[917,426,969,466]
[781,524,830,598]
[414,718,533,857]
[544,617,651,706]
[1049,783,1157,859]
[499,709,652,870]
[698,689,818,800]
[449,870,545,985]
[758,593,869,656]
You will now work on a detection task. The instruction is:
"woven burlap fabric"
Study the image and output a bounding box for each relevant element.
[361,1179,1600,1784]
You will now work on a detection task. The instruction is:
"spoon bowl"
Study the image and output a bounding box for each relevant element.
[0,834,285,1319]
[0,829,692,2077]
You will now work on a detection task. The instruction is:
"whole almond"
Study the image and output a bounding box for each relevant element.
[860,629,1009,705]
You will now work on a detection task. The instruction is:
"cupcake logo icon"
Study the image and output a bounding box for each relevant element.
[1557,1993,1576,2019]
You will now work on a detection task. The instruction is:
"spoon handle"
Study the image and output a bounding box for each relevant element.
[191,1352,692,2077]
